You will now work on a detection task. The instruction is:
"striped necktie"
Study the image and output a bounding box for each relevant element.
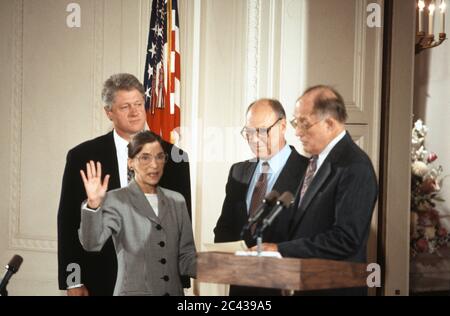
[248,162,270,233]
[127,166,134,184]
[299,155,318,203]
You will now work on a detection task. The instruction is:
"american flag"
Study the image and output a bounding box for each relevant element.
[143,0,181,144]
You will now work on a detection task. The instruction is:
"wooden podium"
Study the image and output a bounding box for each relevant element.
[197,252,368,291]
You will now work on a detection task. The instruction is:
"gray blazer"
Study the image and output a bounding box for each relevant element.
[78,180,196,296]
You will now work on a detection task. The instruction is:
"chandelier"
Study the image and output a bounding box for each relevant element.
[416,0,447,54]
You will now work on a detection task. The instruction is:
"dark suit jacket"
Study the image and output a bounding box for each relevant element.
[57,131,191,295]
[214,147,308,245]
[278,133,378,296]
[214,147,308,296]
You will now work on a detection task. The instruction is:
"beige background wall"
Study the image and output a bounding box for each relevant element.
[0,0,386,296]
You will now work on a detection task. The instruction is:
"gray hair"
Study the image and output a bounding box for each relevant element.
[102,73,145,110]
[246,98,286,119]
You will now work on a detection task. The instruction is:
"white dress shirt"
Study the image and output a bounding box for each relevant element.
[113,130,130,188]
[315,130,346,176]
[145,194,159,216]
[245,144,292,212]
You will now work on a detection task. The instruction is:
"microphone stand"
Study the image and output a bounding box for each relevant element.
[0,254,23,296]
[255,228,263,257]
[0,278,7,296]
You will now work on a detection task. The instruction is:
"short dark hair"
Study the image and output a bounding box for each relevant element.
[128,131,165,159]
[246,98,286,119]
[102,73,145,110]
[300,85,348,123]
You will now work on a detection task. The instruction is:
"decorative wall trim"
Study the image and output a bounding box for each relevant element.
[347,0,366,111]
[138,0,147,77]
[369,0,384,170]
[9,0,106,252]
[277,0,305,108]
[187,0,201,267]
[246,0,261,105]
[347,125,368,152]
[266,0,283,98]
[9,0,31,251]
[92,0,105,136]
[354,135,365,151]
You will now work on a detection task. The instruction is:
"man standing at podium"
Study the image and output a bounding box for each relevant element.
[214,98,308,296]
[254,86,378,295]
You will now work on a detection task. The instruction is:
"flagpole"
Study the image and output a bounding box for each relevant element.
[167,0,173,142]
[167,0,172,101]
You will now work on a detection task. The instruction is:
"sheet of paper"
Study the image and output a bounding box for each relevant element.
[203,240,248,253]
[235,251,282,258]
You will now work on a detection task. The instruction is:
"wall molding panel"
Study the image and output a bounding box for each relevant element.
[9,0,106,252]
[245,0,261,105]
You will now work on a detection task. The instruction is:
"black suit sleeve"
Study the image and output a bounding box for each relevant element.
[278,162,378,260]
[214,165,240,242]
[160,143,192,217]
[57,150,86,290]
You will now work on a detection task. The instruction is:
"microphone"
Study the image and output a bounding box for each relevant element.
[0,255,23,296]
[258,191,294,233]
[240,190,280,239]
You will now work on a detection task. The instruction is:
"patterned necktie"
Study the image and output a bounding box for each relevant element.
[299,155,318,203]
[248,162,270,233]
[127,166,134,184]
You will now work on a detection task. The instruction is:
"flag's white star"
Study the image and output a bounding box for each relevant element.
[145,88,151,99]
[152,25,158,34]
[149,43,156,58]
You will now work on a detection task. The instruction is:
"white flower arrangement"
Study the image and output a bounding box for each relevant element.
[410,119,449,257]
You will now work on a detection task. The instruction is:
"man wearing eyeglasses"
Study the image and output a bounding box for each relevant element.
[214,98,309,296]
[253,86,378,295]
[57,73,191,296]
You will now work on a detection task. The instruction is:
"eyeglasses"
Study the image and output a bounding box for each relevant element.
[290,117,323,131]
[135,153,168,165]
[241,118,282,140]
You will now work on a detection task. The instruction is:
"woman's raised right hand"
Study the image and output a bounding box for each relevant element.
[80,161,110,209]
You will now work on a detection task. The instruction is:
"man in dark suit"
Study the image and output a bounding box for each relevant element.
[214,98,308,295]
[254,85,378,295]
[57,73,191,296]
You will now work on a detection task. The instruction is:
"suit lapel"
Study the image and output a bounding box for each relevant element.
[241,161,258,214]
[104,131,121,190]
[298,162,331,213]
[243,161,257,187]
[156,187,169,222]
[127,180,161,224]
[289,133,351,236]
[272,148,304,195]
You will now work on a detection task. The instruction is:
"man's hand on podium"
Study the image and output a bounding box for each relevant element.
[250,243,278,252]
[67,285,89,296]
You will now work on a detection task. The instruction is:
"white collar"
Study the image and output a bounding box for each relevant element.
[316,130,346,171]
[259,144,291,174]
[113,129,129,150]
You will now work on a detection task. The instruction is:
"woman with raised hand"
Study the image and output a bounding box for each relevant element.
[78,131,196,296]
